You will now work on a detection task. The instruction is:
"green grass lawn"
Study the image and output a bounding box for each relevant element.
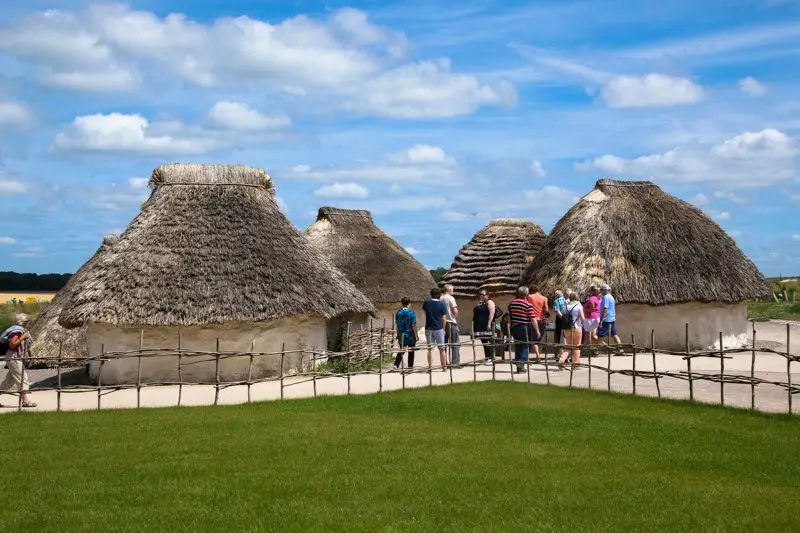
[747,300,800,321]
[1,382,799,532]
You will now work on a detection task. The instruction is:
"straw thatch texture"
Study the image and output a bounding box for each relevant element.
[305,207,436,303]
[59,164,374,328]
[442,219,546,297]
[28,234,119,368]
[522,179,771,303]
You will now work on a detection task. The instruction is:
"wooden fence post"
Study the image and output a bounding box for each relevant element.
[631,333,637,396]
[57,340,63,412]
[247,340,254,404]
[751,322,756,410]
[685,323,693,402]
[719,332,725,407]
[177,328,183,407]
[280,343,286,400]
[98,344,104,411]
[651,330,660,398]
[137,330,143,409]
[379,318,385,392]
[606,328,612,392]
[214,338,220,406]
[345,321,351,396]
[787,324,792,415]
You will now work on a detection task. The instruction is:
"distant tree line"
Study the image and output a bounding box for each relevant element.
[429,267,447,284]
[0,271,72,292]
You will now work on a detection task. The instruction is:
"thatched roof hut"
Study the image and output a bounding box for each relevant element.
[59,163,375,384]
[441,218,546,332]
[28,234,119,368]
[522,178,771,349]
[305,207,436,304]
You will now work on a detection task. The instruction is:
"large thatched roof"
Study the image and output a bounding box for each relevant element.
[442,219,547,297]
[59,164,374,328]
[522,179,771,304]
[304,207,436,303]
[28,234,119,367]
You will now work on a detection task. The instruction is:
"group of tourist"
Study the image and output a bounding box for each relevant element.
[393,284,622,373]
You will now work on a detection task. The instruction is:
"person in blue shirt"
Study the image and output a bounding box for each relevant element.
[597,284,622,346]
[422,288,449,371]
[394,297,417,370]
[552,289,566,345]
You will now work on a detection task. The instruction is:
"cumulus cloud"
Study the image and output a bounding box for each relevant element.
[440,211,471,222]
[523,186,580,205]
[348,59,516,118]
[50,113,221,155]
[207,101,291,132]
[575,129,798,187]
[0,237,17,245]
[129,177,149,190]
[0,100,34,126]
[313,182,370,199]
[530,159,546,177]
[793,234,800,242]
[600,74,704,108]
[0,179,27,193]
[738,76,768,96]
[713,190,747,203]
[692,193,710,206]
[404,247,424,255]
[286,145,462,185]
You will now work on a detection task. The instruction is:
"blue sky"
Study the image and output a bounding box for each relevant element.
[0,0,799,276]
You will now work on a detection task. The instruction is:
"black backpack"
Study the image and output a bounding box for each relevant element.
[562,303,578,329]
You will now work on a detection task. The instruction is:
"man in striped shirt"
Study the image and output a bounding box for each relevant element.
[507,286,540,373]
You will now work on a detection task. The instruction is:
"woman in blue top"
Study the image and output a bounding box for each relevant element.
[394,297,417,370]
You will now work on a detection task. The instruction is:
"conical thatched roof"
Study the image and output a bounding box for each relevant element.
[28,234,119,367]
[522,179,771,303]
[59,164,374,328]
[442,219,547,297]
[304,207,436,303]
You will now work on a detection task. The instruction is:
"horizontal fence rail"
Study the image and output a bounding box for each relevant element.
[1,322,796,414]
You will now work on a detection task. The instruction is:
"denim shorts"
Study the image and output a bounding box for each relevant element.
[597,321,617,338]
[425,328,445,346]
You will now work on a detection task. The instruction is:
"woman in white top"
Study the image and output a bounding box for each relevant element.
[558,291,586,368]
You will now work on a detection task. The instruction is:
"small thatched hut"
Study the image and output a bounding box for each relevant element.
[58,164,374,385]
[305,207,436,337]
[522,178,771,350]
[442,219,546,333]
[28,234,119,368]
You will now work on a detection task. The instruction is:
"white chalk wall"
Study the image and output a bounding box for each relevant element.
[87,317,327,385]
[616,302,749,351]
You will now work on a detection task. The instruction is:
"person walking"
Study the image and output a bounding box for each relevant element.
[527,286,549,361]
[598,284,622,348]
[0,313,36,408]
[558,291,586,368]
[582,285,602,347]
[507,287,540,373]
[472,289,498,365]
[394,297,417,370]
[422,288,449,371]
[441,284,461,366]
[552,289,566,347]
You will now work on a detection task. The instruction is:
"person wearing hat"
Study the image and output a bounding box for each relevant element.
[597,284,622,347]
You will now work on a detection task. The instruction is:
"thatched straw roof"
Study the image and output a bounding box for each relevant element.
[522,179,771,304]
[304,207,436,303]
[442,219,547,297]
[59,164,374,328]
[28,234,119,367]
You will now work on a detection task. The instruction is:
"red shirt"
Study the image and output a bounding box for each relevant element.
[527,293,549,321]
[5,332,22,354]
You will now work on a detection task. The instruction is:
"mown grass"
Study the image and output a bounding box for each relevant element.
[1,382,799,532]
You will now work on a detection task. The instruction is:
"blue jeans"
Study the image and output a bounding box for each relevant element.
[511,324,531,364]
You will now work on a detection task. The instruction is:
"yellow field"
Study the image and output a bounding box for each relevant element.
[0,292,55,304]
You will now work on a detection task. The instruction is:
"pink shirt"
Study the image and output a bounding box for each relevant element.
[584,296,602,320]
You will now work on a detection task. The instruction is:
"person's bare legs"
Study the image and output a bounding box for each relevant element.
[439,347,447,370]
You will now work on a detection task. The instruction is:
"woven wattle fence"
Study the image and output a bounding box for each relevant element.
[3,322,796,415]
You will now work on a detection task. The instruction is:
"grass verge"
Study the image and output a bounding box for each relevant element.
[1,382,799,532]
[747,300,800,321]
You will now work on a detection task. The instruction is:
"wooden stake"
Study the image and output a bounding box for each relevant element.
[57,340,63,412]
[379,318,385,392]
[651,330,660,398]
[631,333,637,396]
[247,340,254,404]
[177,328,183,407]
[214,338,220,406]
[751,322,756,410]
[471,327,477,383]
[345,321,351,396]
[606,327,612,392]
[280,343,286,400]
[787,323,792,415]
[137,330,143,409]
[543,327,550,386]
[98,343,104,411]
[686,323,693,402]
[719,332,725,407]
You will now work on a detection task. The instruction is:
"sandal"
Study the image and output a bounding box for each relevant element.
[22,401,37,408]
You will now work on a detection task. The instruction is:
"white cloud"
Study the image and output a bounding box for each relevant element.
[89,192,147,211]
[51,113,220,155]
[128,177,149,190]
[404,247,424,255]
[601,74,704,108]
[275,195,290,214]
[793,234,800,242]
[13,246,44,258]
[349,59,516,118]
[0,237,17,245]
[0,100,33,125]
[313,182,370,199]
[440,210,470,222]
[575,129,799,187]
[791,194,800,203]
[713,190,747,203]
[39,66,138,93]
[692,193,710,206]
[207,101,291,132]
[738,76,769,96]
[285,145,462,185]
[0,179,27,193]
[530,159,546,177]
[710,210,731,221]
[523,185,580,205]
